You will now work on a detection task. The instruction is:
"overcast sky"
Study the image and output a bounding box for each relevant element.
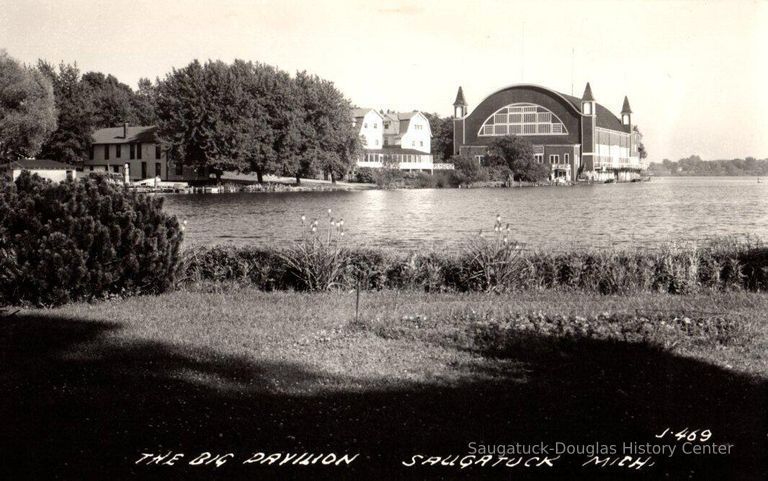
[1,0,766,161]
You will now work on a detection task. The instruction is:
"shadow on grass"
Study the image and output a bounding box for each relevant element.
[1,315,766,481]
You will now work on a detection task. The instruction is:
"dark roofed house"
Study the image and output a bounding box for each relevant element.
[0,159,77,183]
[86,124,174,182]
[451,83,645,182]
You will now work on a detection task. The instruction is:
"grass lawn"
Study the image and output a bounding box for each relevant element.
[2,288,767,480]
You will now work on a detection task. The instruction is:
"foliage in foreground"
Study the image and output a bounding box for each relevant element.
[182,233,768,295]
[0,172,183,306]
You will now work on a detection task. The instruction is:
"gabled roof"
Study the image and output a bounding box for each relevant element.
[0,159,73,170]
[454,86,467,106]
[92,125,158,144]
[351,108,374,118]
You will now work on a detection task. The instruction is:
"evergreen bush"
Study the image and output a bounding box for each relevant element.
[0,172,183,306]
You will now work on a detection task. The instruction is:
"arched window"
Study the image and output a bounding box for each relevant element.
[478,103,568,137]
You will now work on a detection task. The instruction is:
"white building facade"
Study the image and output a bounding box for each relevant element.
[354,108,452,172]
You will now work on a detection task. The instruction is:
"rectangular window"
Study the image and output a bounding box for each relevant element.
[494,124,507,135]
[509,124,522,134]
[523,124,536,134]
[523,113,536,123]
[104,144,110,160]
[538,124,551,134]
[116,144,121,158]
[155,145,162,159]
[89,146,94,160]
[141,162,147,179]
[112,165,119,173]
[522,106,536,112]
[509,113,522,123]
[483,125,494,135]
[137,143,142,159]
[494,113,506,123]
[534,154,544,164]
[130,144,135,159]
[565,153,570,164]
[552,124,563,134]
[537,113,551,123]
[175,161,182,176]
[155,162,161,177]
[549,154,560,164]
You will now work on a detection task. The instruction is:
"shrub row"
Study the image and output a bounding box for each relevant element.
[181,238,768,294]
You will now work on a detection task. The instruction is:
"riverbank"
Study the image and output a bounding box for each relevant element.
[4,289,767,479]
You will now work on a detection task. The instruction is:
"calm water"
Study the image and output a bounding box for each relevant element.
[163,177,767,251]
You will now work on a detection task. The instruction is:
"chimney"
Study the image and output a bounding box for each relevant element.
[122,122,129,139]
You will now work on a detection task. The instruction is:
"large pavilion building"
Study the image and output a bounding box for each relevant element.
[452,83,645,181]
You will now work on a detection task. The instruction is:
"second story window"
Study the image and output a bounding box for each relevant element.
[130,144,135,160]
[136,143,142,159]
[116,144,121,158]
[89,146,94,160]
[155,145,162,159]
[104,144,110,160]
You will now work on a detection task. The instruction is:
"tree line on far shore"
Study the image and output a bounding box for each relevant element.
[649,156,768,176]
[0,50,360,183]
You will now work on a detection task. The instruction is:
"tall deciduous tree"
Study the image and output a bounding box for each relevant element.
[292,71,360,184]
[0,51,57,159]
[82,72,139,128]
[133,78,159,125]
[154,59,250,179]
[486,135,548,182]
[37,60,93,164]
[232,60,296,183]
[424,113,454,161]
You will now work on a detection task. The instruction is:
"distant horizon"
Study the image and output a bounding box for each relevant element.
[2,0,766,161]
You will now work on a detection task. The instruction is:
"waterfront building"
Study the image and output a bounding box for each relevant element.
[86,124,167,181]
[0,159,77,183]
[354,108,452,172]
[351,108,384,150]
[452,83,645,181]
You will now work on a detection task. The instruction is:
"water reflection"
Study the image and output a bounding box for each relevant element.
[162,177,768,251]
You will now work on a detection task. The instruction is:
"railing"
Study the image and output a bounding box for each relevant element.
[356,160,455,171]
[593,156,646,170]
[356,161,383,168]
